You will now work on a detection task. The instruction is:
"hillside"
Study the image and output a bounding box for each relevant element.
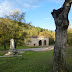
[0,18,55,47]
[0,18,55,37]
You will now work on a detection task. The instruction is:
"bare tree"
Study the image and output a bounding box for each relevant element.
[51,0,72,72]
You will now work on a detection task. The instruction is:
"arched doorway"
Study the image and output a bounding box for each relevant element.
[39,40,42,46]
[44,40,46,46]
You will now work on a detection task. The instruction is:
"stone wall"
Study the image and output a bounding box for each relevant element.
[25,37,49,47]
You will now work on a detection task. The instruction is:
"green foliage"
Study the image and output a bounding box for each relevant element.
[0,17,55,46]
[0,11,27,48]
[67,26,72,46]
[0,18,27,47]
[49,38,55,45]
[39,30,55,45]
[0,11,55,47]
[5,10,25,23]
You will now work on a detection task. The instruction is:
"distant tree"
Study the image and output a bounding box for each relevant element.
[0,21,10,49]
[0,10,27,49]
[4,10,27,47]
[5,10,26,23]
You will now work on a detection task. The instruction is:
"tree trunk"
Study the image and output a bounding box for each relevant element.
[51,0,72,72]
[4,43,6,50]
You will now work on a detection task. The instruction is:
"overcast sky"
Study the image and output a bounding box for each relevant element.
[0,0,72,31]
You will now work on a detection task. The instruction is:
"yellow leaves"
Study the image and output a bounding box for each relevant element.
[0,35,5,42]
[19,32,22,37]
[1,36,5,39]
[39,30,55,38]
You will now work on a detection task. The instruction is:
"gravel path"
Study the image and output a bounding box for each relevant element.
[18,46,54,52]
[0,46,54,57]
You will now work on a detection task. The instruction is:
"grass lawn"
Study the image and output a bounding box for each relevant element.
[0,46,72,72]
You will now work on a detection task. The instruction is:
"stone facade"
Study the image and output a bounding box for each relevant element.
[25,36,49,47]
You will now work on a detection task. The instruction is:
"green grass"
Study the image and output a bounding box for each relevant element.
[0,46,72,72]
[0,51,53,72]
[16,46,41,49]
[0,45,41,51]
[66,46,72,72]
[0,52,7,56]
[0,45,10,51]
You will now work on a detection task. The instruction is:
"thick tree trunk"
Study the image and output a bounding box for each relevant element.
[51,0,72,72]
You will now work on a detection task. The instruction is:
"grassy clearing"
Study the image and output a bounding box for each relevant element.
[0,46,72,72]
[0,51,53,72]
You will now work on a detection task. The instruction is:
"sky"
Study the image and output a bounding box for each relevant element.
[0,0,72,31]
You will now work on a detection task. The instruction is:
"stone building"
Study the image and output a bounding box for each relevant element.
[25,36,49,47]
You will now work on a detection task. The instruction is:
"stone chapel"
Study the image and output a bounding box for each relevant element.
[25,36,49,47]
